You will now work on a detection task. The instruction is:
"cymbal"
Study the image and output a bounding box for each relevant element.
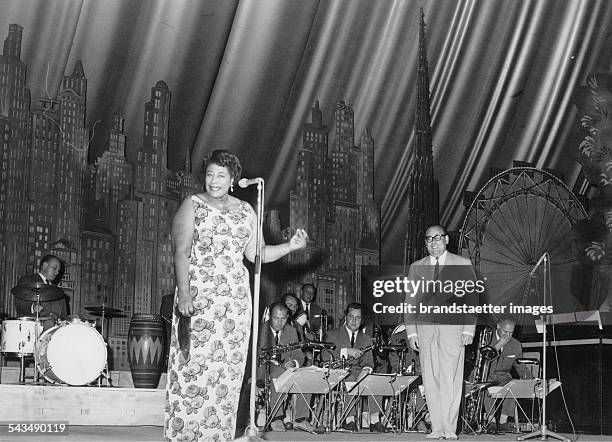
[11,282,64,302]
[87,310,126,319]
[85,306,124,317]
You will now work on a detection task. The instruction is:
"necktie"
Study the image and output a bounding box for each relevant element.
[433,258,440,280]
[274,331,280,346]
[305,303,310,319]
[350,332,356,348]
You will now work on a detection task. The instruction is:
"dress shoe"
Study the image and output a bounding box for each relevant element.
[416,420,428,432]
[342,421,358,432]
[369,421,386,433]
[269,419,286,432]
[294,420,314,433]
[498,422,516,433]
[425,431,445,439]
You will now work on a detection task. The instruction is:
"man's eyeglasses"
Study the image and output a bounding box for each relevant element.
[425,234,446,243]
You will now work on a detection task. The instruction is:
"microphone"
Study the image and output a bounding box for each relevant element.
[306,341,336,350]
[529,253,548,276]
[238,177,263,188]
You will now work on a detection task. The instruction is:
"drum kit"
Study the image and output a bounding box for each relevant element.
[0,282,125,386]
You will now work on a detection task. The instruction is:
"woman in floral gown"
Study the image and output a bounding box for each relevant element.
[164,150,308,441]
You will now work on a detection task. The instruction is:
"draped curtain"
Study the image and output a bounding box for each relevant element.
[3,0,612,264]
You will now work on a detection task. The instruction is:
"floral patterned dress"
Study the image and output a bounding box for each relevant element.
[164,195,254,441]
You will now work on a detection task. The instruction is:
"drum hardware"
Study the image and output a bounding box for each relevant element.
[36,318,107,386]
[85,304,125,341]
[85,304,125,387]
[11,282,63,383]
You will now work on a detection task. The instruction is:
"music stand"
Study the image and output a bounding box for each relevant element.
[486,379,564,439]
[266,366,349,433]
[342,373,419,432]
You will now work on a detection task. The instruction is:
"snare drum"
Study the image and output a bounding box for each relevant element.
[36,318,107,385]
[1,317,43,355]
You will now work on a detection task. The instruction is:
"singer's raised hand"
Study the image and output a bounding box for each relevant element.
[289,228,309,251]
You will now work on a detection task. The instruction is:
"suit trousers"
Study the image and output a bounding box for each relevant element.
[419,326,465,434]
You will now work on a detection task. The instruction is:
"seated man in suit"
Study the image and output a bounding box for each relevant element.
[483,316,533,431]
[326,302,384,432]
[257,301,303,432]
[14,254,68,330]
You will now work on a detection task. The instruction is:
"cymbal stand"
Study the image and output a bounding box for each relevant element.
[97,307,113,387]
[31,290,41,384]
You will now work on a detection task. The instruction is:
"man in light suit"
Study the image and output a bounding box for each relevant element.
[404,225,477,439]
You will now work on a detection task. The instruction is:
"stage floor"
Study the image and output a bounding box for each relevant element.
[0,426,604,441]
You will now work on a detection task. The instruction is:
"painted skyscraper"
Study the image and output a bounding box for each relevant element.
[288,100,380,326]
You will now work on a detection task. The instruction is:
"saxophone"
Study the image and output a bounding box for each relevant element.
[322,345,375,369]
[260,341,306,365]
[312,310,328,367]
[463,325,498,432]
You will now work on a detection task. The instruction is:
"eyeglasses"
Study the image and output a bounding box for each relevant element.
[425,234,446,243]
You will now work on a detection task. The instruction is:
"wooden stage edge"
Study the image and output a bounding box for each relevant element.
[0,368,166,426]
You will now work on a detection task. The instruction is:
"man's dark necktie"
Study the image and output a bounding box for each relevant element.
[350,331,356,348]
[433,258,440,280]
[274,330,280,346]
[305,303,310,319]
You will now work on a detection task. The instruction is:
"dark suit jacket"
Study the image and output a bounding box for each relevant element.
[301,300,324,334]
[487,335,533,383]
[326,326,374,379]
[14,273,68,319]
[257,321,301,380]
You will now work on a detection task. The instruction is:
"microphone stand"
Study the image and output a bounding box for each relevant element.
[246,179,265,439]
[518,253,568,442]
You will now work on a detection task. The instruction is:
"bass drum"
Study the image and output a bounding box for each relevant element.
[36,319,107,385]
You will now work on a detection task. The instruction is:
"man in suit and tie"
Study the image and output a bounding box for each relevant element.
[326,302,384,432]
[299,283,323,339]
[482,317,533,431]
[258,302,303,432]
[405,225,477,439]
[14,254,68,328]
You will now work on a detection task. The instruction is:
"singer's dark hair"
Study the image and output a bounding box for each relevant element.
[200,149,242,182]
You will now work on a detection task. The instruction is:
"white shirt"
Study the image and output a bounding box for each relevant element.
[407,250,473,338]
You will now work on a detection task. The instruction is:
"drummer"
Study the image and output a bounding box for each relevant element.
[14,254,69,329]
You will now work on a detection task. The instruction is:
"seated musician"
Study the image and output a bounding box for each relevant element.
[325,302,384,433]
[482,316,534,431]
[13,254,69,330]
[257,301,304,432]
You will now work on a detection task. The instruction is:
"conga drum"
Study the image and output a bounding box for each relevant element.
[127,314,166,388]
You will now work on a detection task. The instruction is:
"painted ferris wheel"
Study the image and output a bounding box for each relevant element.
[459,167,588,323]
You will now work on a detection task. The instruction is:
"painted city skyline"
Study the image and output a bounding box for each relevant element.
[0,24,383,368]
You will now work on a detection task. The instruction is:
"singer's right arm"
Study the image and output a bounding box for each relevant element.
[172,197,195,316]
[243,203,308,263]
